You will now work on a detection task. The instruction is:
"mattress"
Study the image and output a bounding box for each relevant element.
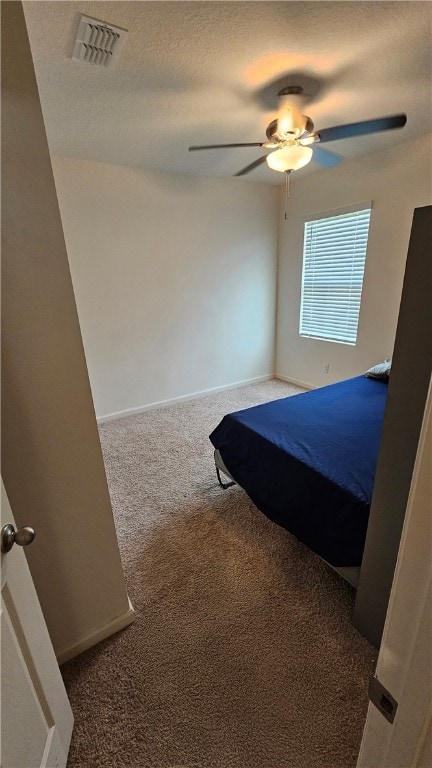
[209,376,387,567]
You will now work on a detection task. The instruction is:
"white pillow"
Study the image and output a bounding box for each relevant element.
[365,359,392,379]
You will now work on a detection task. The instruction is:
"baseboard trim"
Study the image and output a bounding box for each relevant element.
[275,373,315,390]
[57,597,136,665]
[97,374,275,423]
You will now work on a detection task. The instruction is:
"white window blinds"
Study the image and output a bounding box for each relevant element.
[299,205,371,345]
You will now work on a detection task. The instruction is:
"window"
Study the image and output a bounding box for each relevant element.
[299,204,372,345]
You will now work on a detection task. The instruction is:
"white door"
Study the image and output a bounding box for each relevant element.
[357,379,432,768]
[1,481,74,768]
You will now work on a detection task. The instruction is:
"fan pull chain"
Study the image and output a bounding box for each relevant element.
[284,170,291,220]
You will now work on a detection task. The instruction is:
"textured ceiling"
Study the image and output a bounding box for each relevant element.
[24,1,432,185]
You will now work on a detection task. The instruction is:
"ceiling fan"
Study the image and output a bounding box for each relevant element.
[188,86,407,177]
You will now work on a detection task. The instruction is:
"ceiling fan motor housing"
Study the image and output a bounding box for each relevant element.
[266,116,314,141]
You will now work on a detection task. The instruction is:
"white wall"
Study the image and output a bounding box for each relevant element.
[51,156,279,419]
[2,1,133,663]
[276,135,432,388]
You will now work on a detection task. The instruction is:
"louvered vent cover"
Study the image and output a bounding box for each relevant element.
[72,15,128,67]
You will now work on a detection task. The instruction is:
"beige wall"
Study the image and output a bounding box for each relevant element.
[276,135,432,388]
[51,156,279,420]
[1,2,133,661]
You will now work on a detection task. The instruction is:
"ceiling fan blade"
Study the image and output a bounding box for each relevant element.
[234,155,268,177]
[189,142,264,151]
[312,145,343,168]
[317,114,407,143]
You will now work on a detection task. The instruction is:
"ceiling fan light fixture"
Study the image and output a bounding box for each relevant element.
[266,145,313,172]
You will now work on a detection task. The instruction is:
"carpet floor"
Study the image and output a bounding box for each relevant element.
[62,379,375,768]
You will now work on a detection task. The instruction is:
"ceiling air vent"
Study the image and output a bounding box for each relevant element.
[72,15,128,67]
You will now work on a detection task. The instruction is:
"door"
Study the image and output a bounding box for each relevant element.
[357,379,432,767]
[1,481,74,768]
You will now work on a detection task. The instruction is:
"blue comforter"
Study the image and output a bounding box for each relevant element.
[209,376,387,566]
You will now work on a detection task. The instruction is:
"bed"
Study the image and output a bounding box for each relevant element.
[209,375,388,584]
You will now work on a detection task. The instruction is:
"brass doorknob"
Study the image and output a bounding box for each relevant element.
[1,524,36,553]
